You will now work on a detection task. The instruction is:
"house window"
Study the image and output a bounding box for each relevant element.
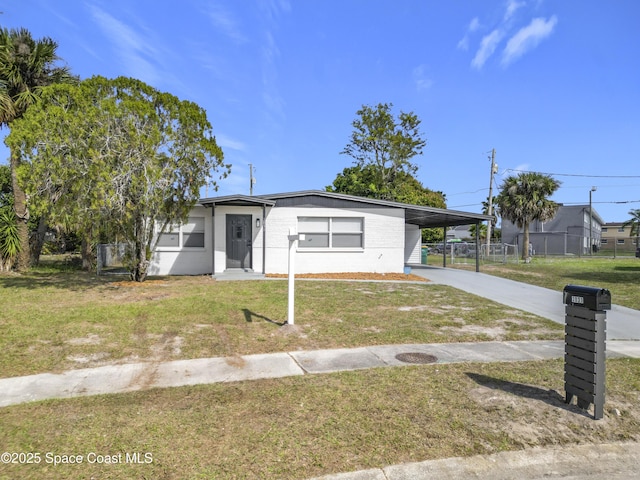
[157,217,205,248]
[157,223,180,247]
[618,227,625,233]
[601,238,608,244]
[601,227,608,233]
[298,217,363,249]
[617,239,625,245]
[183,217,205,247]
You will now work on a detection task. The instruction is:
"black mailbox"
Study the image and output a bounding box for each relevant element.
[563,284,611,311]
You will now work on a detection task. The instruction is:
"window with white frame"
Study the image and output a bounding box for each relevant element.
[157,217,205,248]
[617,238,625,245]
[297,217,363,249]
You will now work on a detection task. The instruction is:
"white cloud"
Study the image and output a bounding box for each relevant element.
[412,65,433,92]
[471,29,504,69]
[457,17,480,51]
[215,133,246,151]
[88,5,162,84]
[504,0,526,22]
[202,4,247,44]
[502,15,558,66]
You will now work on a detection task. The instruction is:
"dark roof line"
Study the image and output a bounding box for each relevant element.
[198,190,492,227]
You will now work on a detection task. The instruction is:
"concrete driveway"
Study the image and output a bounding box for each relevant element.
[410,265,640,340]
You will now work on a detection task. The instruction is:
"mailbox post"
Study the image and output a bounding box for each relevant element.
[287,228,305,325]
[562,284,611,420]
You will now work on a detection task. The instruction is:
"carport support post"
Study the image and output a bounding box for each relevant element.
[443,226,447,268]
[475,221,480,272]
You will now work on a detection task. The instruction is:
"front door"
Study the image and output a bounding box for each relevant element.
[226,215,252,269]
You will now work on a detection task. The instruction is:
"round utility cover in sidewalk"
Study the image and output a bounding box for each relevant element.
[395,353,438,364]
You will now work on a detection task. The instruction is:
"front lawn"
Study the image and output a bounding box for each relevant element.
[0,265,561,378]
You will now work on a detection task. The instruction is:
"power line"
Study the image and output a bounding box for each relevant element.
[502,168,640,179]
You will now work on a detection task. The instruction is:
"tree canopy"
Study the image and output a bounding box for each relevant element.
[7,76,230,281]
[327,164,445,208]
[495,172,560,260]
[622,209,640,243]
[340,103,426,201]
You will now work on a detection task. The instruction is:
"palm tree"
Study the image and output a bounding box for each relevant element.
[495,172,561,261]
[622,208,640,251]
[0,27,75,270]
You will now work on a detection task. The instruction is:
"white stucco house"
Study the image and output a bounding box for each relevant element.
[148,190,491,276]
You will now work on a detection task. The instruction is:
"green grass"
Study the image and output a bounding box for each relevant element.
[1,257,638,479]
[476,257,640,310]
[0,257,563,378]
[1,358,639,479]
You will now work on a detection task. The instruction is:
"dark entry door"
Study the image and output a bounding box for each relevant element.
[226,215,252,269]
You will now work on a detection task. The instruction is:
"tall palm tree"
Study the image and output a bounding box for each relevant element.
[495,172,561,261]
[0,27,75,270]
[622,208,640,251]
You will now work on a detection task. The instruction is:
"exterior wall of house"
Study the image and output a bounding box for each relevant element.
[148,205,213,275]
[404,224,421,264]
[149,204,408,275]
[264,206,406,274]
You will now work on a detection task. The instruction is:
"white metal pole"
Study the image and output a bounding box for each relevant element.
[287,227,297,325]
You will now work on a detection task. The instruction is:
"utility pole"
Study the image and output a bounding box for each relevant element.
[249,163,256,196]
[486,149,497,258]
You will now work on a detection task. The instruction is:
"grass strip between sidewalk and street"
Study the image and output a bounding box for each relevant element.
[1,358,639,479]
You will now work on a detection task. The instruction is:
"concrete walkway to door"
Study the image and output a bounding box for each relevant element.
[409,265,640,341]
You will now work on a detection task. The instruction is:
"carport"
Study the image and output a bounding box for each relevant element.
[401,203,493,272]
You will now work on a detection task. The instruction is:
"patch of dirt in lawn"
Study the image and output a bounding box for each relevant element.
[439,318,558,341]
[266,272,428,282]
[467,380,640,446]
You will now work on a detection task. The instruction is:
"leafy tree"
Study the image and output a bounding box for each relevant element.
[7,76,229,281]
[327,164,444,206]
[622,208,640,249]
[341,103,426,201]
[327,164,446,243]
[0,27,76,270]
[495,172,560,261]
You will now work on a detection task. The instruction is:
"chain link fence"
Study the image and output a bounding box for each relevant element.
[96,243,130,276]
[422,242,520,265]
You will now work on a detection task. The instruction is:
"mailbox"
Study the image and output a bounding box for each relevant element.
[563,285,611,311]
[562,284,609,420]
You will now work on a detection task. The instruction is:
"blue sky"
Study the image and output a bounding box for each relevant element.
[2,0,639,222]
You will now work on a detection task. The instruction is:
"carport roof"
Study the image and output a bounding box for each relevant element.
[198,190,492,228]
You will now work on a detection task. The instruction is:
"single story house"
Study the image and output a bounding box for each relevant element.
[148,190,492,276]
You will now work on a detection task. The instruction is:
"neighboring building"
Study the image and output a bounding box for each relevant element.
[500,204,604,256]
[148,190,491,276]
[447,225,472,240]
[600,222,639,254]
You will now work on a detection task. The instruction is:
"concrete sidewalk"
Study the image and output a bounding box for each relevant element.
[2,340,640,479]
[2,339,639,408]
[410,265,640,340]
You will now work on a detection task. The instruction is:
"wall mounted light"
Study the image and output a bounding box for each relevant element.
[256,218,261,228]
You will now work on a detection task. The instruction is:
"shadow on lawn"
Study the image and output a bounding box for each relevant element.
[466,372,592,418]
[242,308,285,326]
[0,271,113,291]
